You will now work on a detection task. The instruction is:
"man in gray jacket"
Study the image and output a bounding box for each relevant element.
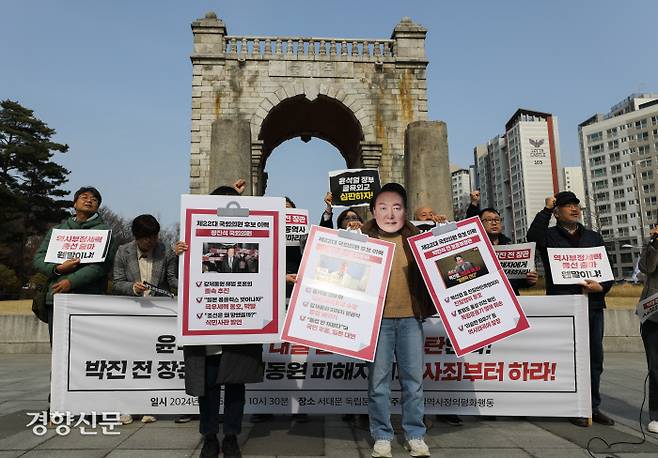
[112,214,178,297]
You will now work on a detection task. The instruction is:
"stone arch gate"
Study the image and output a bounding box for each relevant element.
[189,12,452,217]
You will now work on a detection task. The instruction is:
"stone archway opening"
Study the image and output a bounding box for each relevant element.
[258,95,365,181]
[263,137,346,222]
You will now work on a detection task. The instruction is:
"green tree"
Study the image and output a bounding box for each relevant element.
[0,100,70,282]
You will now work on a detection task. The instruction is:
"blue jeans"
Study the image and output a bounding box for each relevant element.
[367,317,426,441]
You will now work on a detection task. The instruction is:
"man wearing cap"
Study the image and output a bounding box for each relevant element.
[527,191,614,427]
[33,186,116,343]
[361,182,435,457]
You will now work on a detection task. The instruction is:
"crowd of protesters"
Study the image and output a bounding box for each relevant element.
[32,178,658,458]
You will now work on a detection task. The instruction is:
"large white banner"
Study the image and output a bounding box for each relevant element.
[52,294,590,418]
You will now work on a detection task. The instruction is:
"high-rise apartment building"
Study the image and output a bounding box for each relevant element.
[579,93,658,279]
[451,168,473,220]
[474,109,561,242]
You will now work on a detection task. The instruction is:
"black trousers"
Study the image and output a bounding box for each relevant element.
[198,354,246,436]
[589,308,604,412]
[641,319,658,421]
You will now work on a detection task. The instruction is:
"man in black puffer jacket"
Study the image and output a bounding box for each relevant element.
[527,191,614,427]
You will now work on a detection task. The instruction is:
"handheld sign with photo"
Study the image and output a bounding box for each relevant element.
[494,242,536,280]
[408,217,529,357]
[281,225,395,362]
[44,229,112,264]
[178,195,286,345]
[636,292,658,324]
[285,209,309,247]
[547,247,614,285]
[329,168,381,207]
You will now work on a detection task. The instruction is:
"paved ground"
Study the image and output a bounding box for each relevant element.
[1,353,657,457]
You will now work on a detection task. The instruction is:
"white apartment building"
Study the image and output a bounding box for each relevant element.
[579,93,658,279]
[451,168,473,220]
[474,109,561,242]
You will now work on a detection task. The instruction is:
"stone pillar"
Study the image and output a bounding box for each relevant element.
[404,121,452,219]
[209,118,252,195]
[191,12,226,55]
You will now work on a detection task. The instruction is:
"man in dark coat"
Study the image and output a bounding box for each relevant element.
[527,191,614,427]
[176,180,263,458]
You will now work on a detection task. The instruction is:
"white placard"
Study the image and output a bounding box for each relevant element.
[494,242,536,280]
[281,226,395,362]
[285,209,309,246]
[51,294,590,418]
[44,229,111,264]
[636,292,658,324]
[408,217,530,357]
[547,247,614,285]
[178,194,286,344]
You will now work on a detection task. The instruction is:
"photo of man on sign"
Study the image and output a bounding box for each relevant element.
[436,247,489,288]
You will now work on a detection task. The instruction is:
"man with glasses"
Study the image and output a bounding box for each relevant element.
[464,191,538,294]
[34,186,116,343]
[527,191,614,427]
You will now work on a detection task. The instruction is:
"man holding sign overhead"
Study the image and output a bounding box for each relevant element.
[527,191,614,427]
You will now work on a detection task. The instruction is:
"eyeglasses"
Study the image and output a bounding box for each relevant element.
[482,218,502,224]
[559,203,582,210]
[342,216,361,222]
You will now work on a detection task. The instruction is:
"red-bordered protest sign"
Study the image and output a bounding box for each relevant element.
[281,225,394,362]
[178,195,286,344]
[408,217,529,356]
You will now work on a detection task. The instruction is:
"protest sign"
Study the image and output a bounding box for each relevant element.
[285,209,309,246]
[44,229,111,264]
[51,294,589,418]
[281,226,394,361]
[408,217,529,356]
[328,168,380,207]
[547,247,614,285]
[494,242,536,280]
[636,292,658,324]
[178,195,286,344]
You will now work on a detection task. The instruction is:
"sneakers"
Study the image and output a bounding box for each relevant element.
[119,414,133,425]
[141,415,157,423]
[404,438,430,457]
[200,433,220,458]
[648,420,658,433]
[371,439,392,458]
[222,434,241,458]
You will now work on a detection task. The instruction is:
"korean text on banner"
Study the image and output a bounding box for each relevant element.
[328,168,381,207]
[408,217,530,356]
[178,195,286,345]
[494,242,536,280]
[547,247,614,285]
[51,294,590,418]
[44,229,111,264]
[281,226,395,362]
[285,209,309,247]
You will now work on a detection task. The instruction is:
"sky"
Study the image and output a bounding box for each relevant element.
[2,0,658,228]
